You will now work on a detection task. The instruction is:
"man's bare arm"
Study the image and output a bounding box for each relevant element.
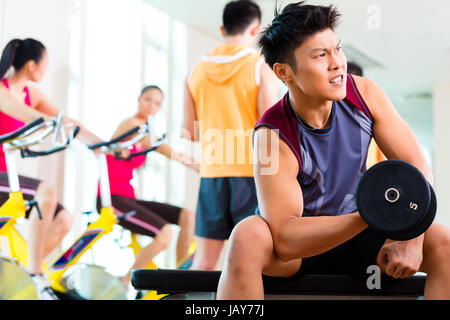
[182,79,198,142]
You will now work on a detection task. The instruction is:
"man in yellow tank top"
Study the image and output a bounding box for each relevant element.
[183,0,280,270]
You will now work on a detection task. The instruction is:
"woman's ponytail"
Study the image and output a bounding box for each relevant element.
[0,39,21,79]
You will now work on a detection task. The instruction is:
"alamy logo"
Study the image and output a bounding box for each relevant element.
[181,123,280,175]
[366,265,381,290]
[366,5,381,30]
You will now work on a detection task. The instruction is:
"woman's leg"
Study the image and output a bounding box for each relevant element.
[28,182,58,275]
[135,199,193,265]
[108,196,176,287]
[121,224,173,286]
[43,208,73,257]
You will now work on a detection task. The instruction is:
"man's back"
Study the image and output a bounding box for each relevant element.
[182,0,280,271]
[188,43,263,177]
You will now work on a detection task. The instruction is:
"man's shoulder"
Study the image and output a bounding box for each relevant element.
[256,95,289,128]
[348,74,386,119]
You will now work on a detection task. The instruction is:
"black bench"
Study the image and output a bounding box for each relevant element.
[131,269,426,300]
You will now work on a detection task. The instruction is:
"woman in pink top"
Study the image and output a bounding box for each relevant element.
[0,38,102,299]
[97,85,198,288]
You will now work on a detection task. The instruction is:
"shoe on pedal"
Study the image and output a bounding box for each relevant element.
[31,274,59,300]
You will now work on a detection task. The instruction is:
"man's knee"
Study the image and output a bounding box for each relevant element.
[422,223,450,272]
[226,216,273,271]
[426,224,450,255]
[192,239,224,270]
[195,257,219,271]
[230,216,271,248]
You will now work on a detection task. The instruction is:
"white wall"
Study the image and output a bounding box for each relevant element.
[433,82,450,227]
[62,0,145,275]
[0,0,74,199]
[64,0,144,234]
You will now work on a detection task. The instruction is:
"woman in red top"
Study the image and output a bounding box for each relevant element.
[98,85,198,288]
[0,38,102,299]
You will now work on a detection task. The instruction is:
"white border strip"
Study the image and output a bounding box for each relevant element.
[255,57,264,87]
[201,48,255,64]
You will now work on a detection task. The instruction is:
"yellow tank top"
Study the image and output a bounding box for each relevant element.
[366,138,386,168]
[188,43,263,178]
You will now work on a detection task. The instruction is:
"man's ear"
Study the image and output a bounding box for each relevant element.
[219,26,226,37]
[249,24,261,37]
[273,62,294,82]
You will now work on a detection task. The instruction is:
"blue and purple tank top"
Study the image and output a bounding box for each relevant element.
[255,74,373,217]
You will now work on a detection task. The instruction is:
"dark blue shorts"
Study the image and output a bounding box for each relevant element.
[255,209,388,278]
[295,227,388,279]
[195,177,258,240]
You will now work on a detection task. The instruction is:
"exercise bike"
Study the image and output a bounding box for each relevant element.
[47,123,173,300]
[0,115,79,300]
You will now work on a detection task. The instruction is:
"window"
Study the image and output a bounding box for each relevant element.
[62,1,189,279]
[135,4,189,269]
[137,4,188,209]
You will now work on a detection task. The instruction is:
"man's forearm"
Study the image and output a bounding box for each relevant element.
[273,212,368,261]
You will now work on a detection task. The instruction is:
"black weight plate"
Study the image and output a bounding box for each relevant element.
[386,182,436,241]
[356,160,430,234]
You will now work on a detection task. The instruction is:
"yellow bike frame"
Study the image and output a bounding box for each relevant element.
[0,183,197,300]
[48,208,197,300]
[0,192,29,268]
[47,206,117,292]
[128,233,166,300]
[129,234,197,300]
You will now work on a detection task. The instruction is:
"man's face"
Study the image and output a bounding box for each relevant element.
[289,28,347,101]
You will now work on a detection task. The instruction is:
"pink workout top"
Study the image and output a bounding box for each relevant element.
[97,144,147,199]
[0,78,32,172]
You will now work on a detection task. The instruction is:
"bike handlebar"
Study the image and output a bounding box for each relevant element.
[20,126,81,158]
[0,117,45,144]
[88,126,141,150]
[0,114,80,158]
[88,123,166,159]
[114,134,167,160]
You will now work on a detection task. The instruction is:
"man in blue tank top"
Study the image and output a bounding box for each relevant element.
[217,2,450,300]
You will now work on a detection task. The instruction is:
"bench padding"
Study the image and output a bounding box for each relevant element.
[131,269,426,297]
